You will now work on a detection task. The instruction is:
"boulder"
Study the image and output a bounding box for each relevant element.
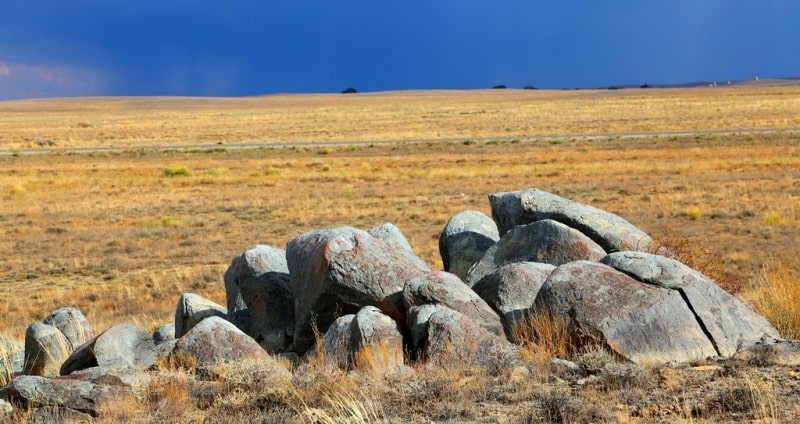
[601,251,780,357]
[536,261,718,364]
[471,262,556,338]
[732,337,800,366]
[171,317,287,376]
[152,323,175,344]
[489,188,652,252]
[464,219,606,286]
[42,308,94,352]
[349,306,404,373]
[1,339,24,381]
[311,314,355,368]
[174,293,227,339]
[23,323,70,377]
[423,307,519,368]
[0,374,128,417]
[403,271,504,336]
[368,222,414,253]
[60,323,156,375]
[224,245,294,353]
[287,227,431,353]
[406,304,449,357]
[439,210,499,280]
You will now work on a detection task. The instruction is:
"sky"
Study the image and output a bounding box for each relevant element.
[0,1,798,100]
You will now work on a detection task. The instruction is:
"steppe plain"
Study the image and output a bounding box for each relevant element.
[1,83,799,422]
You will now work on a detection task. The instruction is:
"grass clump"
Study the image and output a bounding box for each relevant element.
[162,167,192,177]
[684,206,703,220]
[745,261,800,339]
[763,212,781,226]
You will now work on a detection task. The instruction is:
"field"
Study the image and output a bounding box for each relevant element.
[1,85,800,422]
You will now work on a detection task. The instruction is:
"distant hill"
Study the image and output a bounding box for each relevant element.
[601,77,800,90]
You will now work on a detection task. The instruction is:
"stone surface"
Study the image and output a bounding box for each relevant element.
[312,314,355,368]
[0,375,128,417]
[471,262,556,338]
[406,304,449,358]
[60,323,156,375]
[349,306,404,372]
[602,251,780,357]
[732,337,800,366]
[465,219,605,286]
[171,317,287,376]
[536,261,718,364]
[368,222,414,253]
[223,245,294,353]
[489,188,653,252]
[24,323,70,377]
[403,271,504,336]
[1,339,24,380]
[439,210,500,280]
[174,293,227,339]
[152,323,175,344]
[42,308,95,352]
[287,227,431,353]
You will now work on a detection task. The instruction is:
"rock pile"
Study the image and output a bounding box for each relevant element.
[0,187,788,418]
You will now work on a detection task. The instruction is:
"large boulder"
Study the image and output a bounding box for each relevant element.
[489,188,652,252]
[403,271,504,336]
[287,227,431,353]
[471,262,556,338]
[439,210,500,280]
[23,323,70,377]
[311,314,355,368]
[601,251,780,357]
[42,308,95,351]
[1,340,24,381]
[223,245,294,353]
[368,222,414,253]
[171,317,288,377]
[406,304,445,358]
[60,323,156,375]
[464,219,606,286]
[535,261,718,364]
[0,374,130,417]
[174,293,227,339]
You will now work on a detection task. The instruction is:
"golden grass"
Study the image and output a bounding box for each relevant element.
[744,262,800,339]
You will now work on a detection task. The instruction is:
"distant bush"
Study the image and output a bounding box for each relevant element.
[523,86,538,90]
[491,85,507,89]
[163,167,192,177]
[640,84,650,89]
[341,87,358,94]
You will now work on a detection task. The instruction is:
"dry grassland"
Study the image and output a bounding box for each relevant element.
[1,86,800,422]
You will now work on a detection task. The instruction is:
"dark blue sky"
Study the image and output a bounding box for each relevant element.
[0,1,797,99]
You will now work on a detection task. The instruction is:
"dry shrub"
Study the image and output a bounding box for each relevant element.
[512,311,571,365]
[648,227,747,294]
[707,374,778,422]
[744,261,800,338]
[352,341,403,378]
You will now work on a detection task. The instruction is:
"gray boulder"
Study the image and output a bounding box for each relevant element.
[312,314,355,368]
[152,323,175,344]
[42,308,95,351]
[423,306,519,368]
[0,374,129,417]
[287,227,431,353]
[403,271,504,336]
[733,337,800,366]
[60,323,156,375]
[171,317,287,376]
[439,210,500,280]
[464,219,606,286]
[471,262,556,338]
[174,293,227,339]
[224,245,294,353]
[349,306,404,373]
[489,188,652,252]
[601,251,780,357]
[536,261,718,364]
[368,222,414,253]
[1,339,24,381]
[406,304,450,358]
[23,323,70,377]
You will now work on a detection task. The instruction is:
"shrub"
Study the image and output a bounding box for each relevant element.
[763,212,781,226]
[492,85,507,89]
[684,207,702,220]
[341,87,357,94]
[162,167,191,177]
[745,261,800,338]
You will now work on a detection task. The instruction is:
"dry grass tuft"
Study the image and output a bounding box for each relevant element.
[744,261,800,339]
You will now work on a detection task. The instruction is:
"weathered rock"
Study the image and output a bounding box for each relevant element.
[536,261,718,364]
[152,323,175,344]
[403,271,504,336]
[489,188,652,252]
[601,251,780,357]
[350,306,404,372]
[423,307,519,368]
[471,262,556,338]
[0,375,128,417]
[465,219,605,286]
[24,323,70,377]
[60,323,156,375]
[224,245,294,353]
[368,222,414,253]
[311,314,355,368]
[171,317,287,376]
[1,339,24,380]
[287,227,431,353]
[66,366,152,400]
[406,304,449,357]
[174,293,227,339]
[732,337,800,366]
[439,210,500,280]
[0,398,11,416]
[42,308,95,351]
